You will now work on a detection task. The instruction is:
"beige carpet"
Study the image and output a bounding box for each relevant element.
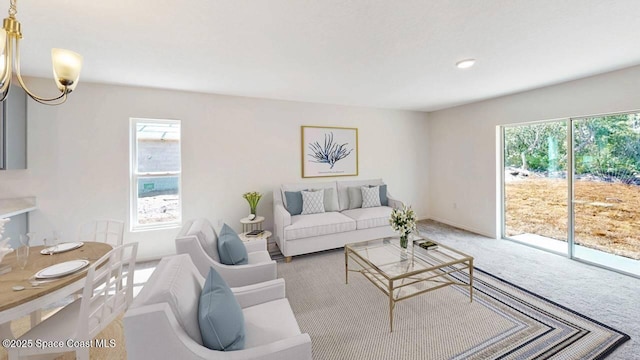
[0,310,126,360]
[279,248,629,360]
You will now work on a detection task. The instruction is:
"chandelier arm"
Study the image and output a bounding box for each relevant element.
[24,91,67,105]
[0,34,13,96]
[0,80,9,102]
[14,37,68,104]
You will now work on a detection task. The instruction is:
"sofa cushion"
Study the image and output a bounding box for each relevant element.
[199,267,245,351]
[341,206,394,230]
[218,224,249,265]
[243,298,301,348]
[337,179,384,211]
[133,254,204,345]
[285,212,356,241]
[362,186,382,208]
[301,189,325,215]
[284,191,303,215]
[188,219,220,263]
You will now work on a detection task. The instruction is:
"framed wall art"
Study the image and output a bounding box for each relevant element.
[301,126,358,178]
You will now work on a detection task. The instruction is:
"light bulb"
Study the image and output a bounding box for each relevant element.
[51,48,83,92]
[0,29,6,55]
[0,29,6,76]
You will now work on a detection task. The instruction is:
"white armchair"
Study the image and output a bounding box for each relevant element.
[124,254,312,360]
[175,219,277,287]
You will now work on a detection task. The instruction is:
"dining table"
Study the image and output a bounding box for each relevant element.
[0,242,112,339]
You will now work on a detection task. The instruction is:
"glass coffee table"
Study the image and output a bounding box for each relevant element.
[345,235,474,332]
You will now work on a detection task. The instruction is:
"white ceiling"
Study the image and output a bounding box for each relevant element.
[12,0,640,111]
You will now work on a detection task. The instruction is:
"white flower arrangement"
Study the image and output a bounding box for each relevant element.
[389,205,417,248]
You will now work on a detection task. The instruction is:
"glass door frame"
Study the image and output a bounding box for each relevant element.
[499,111,640,278]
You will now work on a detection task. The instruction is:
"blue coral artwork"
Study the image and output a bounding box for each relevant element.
[302,126,358,178]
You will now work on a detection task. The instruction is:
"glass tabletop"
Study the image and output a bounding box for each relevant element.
[346,235,473,280]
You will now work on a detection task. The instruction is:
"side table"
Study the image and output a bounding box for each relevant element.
[240,215,265,232]
[238,230,272,243]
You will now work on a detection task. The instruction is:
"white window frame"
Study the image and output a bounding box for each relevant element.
[130,118,182,232]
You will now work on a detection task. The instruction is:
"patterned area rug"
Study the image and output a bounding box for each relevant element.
[448,267,629,359]
[279,249,629,360]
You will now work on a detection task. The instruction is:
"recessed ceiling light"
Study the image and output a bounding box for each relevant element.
[456,59,476,69]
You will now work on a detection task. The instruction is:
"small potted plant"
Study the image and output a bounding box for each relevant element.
[243,191,262,219]
[389,205,417,250]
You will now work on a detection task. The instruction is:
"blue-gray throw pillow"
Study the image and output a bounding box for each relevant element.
[379,184,388,206]
[198,267,245,351]
[284,191,303,215]
[217,224,248,265]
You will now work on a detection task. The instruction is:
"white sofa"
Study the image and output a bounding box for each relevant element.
[124,254,312,360]
[176,218,277,287]
[273,179,403,261]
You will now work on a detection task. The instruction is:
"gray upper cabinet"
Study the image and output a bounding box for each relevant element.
[0,84,27,170]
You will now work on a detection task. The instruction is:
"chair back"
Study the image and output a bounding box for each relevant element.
[177,218,220,263]
[129,254,206,345]
[78,219,125,246]
[77,242,138,339]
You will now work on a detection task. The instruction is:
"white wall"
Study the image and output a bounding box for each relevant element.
[427,64,640,237]
[0,80,429,260]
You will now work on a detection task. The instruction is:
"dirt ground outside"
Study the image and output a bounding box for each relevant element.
[505,177,640,260]
[138,195,179,225]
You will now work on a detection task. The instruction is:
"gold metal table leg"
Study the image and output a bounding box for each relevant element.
[345,248,349,284]
[469,259,474,302]
[389,279,394,332]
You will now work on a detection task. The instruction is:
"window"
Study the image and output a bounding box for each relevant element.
[130,118,181,231]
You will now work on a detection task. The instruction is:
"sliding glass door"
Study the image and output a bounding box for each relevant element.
[502,113,640,277]
[572,114,640,275]
[503,121,568,254]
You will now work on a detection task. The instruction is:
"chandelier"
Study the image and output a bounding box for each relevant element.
[0,0,82,105]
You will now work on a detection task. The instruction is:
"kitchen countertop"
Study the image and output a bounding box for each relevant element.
[0,197,37,218]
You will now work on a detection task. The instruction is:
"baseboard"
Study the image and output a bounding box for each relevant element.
[424,217,495,239]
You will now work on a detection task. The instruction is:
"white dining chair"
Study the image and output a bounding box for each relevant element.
[78,219,125,246]
[8,242,138,360]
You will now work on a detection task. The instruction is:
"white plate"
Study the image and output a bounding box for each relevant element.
[35,260,90,279]
[40,242,84,255]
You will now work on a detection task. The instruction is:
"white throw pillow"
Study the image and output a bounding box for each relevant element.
[361,186,381,208]
[301,189,325,215]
